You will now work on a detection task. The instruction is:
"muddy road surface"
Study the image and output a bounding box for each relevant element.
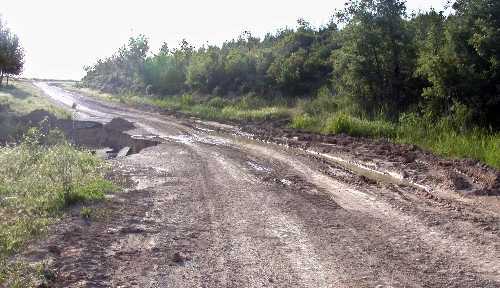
[25,82,500,287]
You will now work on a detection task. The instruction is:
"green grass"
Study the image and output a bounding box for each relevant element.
[65,84,293,122]
[291,112,500,169]
[0,128,115,286]
[0,80,69,118]
[396,115,500,169]
[147,95,290,122]
[323,113,397,138]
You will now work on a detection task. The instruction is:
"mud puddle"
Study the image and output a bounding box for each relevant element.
[152,132,230,147]
[306,149,431,191]
[194,127,434,193]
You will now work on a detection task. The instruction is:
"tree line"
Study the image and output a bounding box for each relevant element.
[0,17,24,86]
[82,0,500,130]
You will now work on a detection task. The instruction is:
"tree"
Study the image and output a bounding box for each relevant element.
[82,35,149,93]
[186,46,224,93]
[332,0,419,117]
[416,0,500,128]
[0,17,24,85]
[266,19,338,96]
[141,39,197,96]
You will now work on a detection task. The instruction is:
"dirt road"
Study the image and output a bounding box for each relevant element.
[28,82,500,287]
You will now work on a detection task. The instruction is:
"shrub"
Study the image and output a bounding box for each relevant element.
[302,92,338,116]
[236,94,267,110]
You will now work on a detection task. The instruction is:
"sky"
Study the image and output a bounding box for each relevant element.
[2,0,446,80]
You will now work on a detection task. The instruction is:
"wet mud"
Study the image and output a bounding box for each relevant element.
[12,82,500,287]
[190,119,500,197]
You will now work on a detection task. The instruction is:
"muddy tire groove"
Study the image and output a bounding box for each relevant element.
[20,82,500,287]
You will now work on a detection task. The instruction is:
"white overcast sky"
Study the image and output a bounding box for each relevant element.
[2,0,445,80]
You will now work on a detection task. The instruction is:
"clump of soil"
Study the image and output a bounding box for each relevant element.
[105,117,136,132]
[21,109,59,124]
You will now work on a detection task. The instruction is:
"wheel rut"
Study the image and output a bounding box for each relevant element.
[20,82,500,288]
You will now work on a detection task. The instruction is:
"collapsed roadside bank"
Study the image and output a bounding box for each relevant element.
[1,109,158,158]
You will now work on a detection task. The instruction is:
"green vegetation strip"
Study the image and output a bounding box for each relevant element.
[291,112,500,169]
[66,85,292,122]
[68,84,500,169]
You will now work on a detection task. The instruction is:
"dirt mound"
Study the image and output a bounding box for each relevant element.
[105,117,135,132]
[21,109,59,124]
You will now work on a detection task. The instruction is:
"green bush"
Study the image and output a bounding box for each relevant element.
[236,94,268,110]
[302,93,338,116]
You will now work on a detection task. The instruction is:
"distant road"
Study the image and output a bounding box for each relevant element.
[36,82,500,288]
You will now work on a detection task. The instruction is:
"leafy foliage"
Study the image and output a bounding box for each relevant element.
[415,0,500,128]
[332,0,420,118]
[82,0,499,132]
[0,17,24,85]
[82,35,149,93]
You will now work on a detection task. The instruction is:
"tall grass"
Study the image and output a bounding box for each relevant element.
[323,113,397,138]
[0,128,115,286]
[290,111,500,169]
[396,114,500,168]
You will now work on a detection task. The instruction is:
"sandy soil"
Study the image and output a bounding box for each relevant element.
[18,82,500,287]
